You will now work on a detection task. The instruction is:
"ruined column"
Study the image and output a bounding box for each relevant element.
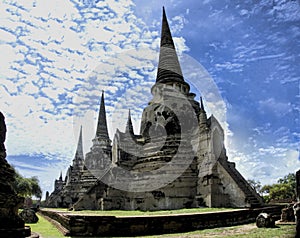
[0,111,31,237]
[294,170,300,237]
[296,170,300,202]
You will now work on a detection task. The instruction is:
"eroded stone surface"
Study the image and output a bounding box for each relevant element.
[294,202,300,237]
[0,111,31,237]
[256,213,275,228]
[46,9,263,211]
[281,204,295,222]
[19,208,39,224]
[296,170,300,201]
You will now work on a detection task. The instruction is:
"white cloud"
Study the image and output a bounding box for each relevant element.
[228,141,300,186]
[171,14,187,34]
[174,37,189,55]
[0,1,135,193]
[0,0,194,198]
[0,28,16,43]
[215,62,244,72]
[259,97,292,117]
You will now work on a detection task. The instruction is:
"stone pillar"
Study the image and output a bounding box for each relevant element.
[0,112,31,237]
[294,202,300,238]
[296,170,300,202]
[295,170,300,237]
[281,204,295,222]
[0,111,6,161]
[46,191,49,201]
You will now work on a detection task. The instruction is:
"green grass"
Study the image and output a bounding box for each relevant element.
[42,207,238,216]
[27,214,70,238]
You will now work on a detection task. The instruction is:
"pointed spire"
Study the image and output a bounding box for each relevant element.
[199,97,208,128]
[96,91,109,140]
[59,171,63,181]
[156,7,184,84]
[160,7,176,49]
[125,109,134,135]
[200,97,205,111]
[74,126,84,163]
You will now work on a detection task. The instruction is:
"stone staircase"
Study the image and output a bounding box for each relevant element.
[219,158,264,207]
[80,170,99,190]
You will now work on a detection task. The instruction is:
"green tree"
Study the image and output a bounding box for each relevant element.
[261,173,296,202]
[29,176,42,199]
[278,173,296,189]
[13,169,42,199]
[247,179,262,195]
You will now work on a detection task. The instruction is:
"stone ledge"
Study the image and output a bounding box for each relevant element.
[39,205,284,237]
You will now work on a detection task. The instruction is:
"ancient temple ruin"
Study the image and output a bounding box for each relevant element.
[0,112,31,237]
[46,8,263,210]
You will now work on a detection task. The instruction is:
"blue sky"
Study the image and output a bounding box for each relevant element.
[0,0,299,198]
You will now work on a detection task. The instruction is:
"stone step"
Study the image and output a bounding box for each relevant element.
[218,159,263,207]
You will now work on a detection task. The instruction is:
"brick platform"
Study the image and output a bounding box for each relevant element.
[39,205,283,237]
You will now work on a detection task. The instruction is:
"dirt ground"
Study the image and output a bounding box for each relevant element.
[175,224,257,238]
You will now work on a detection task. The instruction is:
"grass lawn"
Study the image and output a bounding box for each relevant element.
[42,207,238,217]
[27,214,70,238]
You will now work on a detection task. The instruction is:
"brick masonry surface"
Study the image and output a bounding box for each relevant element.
[39,205,283,237]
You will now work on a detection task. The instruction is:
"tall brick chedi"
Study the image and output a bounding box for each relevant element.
[46,8,263,210]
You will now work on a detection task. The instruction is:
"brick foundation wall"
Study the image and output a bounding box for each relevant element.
[39,206,283,237]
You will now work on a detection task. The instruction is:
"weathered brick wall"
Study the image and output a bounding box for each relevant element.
[40,206,283,237]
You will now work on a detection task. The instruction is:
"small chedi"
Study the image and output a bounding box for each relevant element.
[0,112,31,237]
[46,8,263,211]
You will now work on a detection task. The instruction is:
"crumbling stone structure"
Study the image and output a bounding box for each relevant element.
[296,169,300,202]
[281,203,295,222]
[46,8,263,211]
[0,111,31,237]
[295,170,300,237]
[46,126,98,208]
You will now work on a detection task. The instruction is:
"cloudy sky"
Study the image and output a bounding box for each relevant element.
[0,0,299,198]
